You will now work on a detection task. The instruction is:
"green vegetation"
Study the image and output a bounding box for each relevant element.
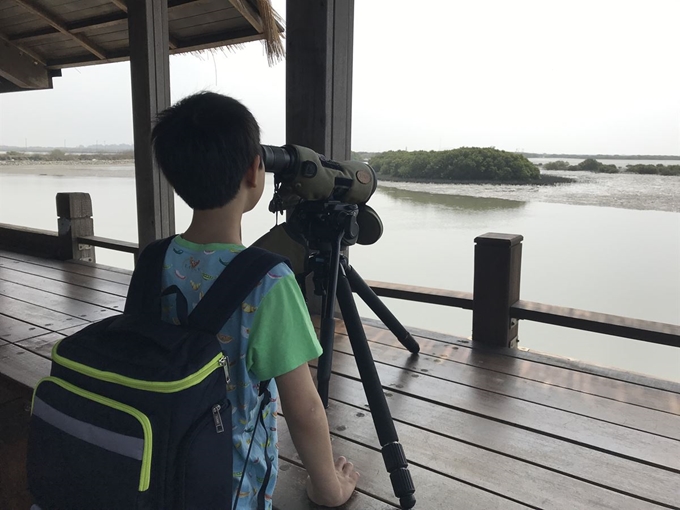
[567,158,618,173]
[626,164,680,176]
[543,160,570,170]
[369,147,540,182]
[351,150,380,162]
[0,150,134,162]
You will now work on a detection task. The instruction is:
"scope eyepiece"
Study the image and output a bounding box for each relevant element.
[261,144,294,175]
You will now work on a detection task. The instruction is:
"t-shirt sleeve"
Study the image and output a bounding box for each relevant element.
[246,272,323,381]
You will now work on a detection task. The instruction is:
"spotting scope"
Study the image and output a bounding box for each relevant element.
[255,144,383,274]
[261,144,378,209]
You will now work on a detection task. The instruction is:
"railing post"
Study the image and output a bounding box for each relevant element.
[56,193,95,262]
[472,233,523,348]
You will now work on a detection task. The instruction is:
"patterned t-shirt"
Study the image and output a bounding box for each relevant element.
[160,236,322,509]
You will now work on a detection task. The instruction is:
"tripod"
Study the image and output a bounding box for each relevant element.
[293,202,419,509]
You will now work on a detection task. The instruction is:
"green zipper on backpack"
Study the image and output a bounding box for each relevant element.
[51,340,229,393]
[33,377,153,492]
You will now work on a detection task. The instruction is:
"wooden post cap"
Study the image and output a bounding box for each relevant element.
[474,233,524,246]
[56,193,93,219]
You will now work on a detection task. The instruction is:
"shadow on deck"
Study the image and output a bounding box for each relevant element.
[0,250,679,509]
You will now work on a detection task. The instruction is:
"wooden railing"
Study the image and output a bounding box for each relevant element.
[1,192,678,349]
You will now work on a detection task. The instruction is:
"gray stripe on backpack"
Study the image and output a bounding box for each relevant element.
[32,397,144,461]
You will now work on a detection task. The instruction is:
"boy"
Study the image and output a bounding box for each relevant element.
[151,92,359,509]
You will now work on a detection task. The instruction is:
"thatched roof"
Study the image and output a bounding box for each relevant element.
[0,0,285,93]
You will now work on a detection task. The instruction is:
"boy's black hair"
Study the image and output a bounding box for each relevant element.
[151,92,261,210]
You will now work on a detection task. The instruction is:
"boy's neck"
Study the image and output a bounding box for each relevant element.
[182,207,243,246]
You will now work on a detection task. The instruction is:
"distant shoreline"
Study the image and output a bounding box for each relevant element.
[0,161,134,178]
[376,173,575,186]
[524,154,680,161]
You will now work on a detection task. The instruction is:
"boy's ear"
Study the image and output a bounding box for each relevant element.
[244,155,262,188]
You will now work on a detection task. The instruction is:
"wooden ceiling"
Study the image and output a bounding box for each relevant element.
[0,0,283,92]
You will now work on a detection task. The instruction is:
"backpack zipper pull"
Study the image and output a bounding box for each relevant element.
[212,404,225,433]
[218,355,230,383]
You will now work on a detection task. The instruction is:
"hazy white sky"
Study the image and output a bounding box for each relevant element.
[0,0,678,155]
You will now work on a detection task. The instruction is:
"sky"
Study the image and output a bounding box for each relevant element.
[0,0,679,155]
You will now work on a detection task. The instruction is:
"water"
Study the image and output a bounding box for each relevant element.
[1,164,679,382]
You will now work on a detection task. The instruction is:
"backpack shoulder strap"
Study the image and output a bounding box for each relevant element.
[188,247,289,335]
[124,236,175,316]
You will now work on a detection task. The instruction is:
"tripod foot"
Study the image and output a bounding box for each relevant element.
[400,333,420,354]
[400,495,417,509]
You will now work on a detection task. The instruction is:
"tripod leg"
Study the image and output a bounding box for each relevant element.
[315,237,343,408]
[343,262,420,354]
[335,267,416,509]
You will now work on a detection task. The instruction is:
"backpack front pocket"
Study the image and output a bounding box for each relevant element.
[27,377,152,510]
[176,399,232,510]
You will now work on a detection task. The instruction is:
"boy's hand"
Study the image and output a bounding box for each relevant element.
[306,456,360,508]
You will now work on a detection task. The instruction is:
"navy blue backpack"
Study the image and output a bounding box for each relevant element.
[26,237,286,510]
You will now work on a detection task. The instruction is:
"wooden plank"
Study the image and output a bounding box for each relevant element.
[330,333,680,440]
[317,370,680,508]
[0,344,50,390]
[0,251,132,286]
[366,280,473,310]
[170,16,248,38]
[320,350,680,472]
[78,234,138,254]
[0,267,126,309]
[171,27,261,53]
[0,223,61,258]
[57,323,91,337]
[40,2,119,22]
[8,10,127,43]
[359,317,680,395]
[0,314,50,343]
[0,295,88,332]
[25,36,82,52]
[16,331,62,359]
[228,0,263,33]
[356,320,680,415]
[168,3,241,23]
[16,29,70,45]
[278,420,531,509]
[0,280,120,322]
[314,399,669,509]
[0,256,129,296]
[512,300,680,348]
[274,459,397,510]
[12,0,107,59]
[69,258,132,277]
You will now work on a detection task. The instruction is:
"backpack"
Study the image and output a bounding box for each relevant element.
[26,237,287,510]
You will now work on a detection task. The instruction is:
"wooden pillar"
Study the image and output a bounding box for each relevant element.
[56,192,95,262]
[286,0,354,161]
[286,0,355,313]
[128,0,174,253]
[472,233,523,348]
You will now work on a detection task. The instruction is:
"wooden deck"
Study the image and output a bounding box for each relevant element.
[1,249,679,510]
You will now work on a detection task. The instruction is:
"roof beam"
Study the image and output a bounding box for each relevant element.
[0,33,50,89]
[228,0,264,33]
[11,0,107,59]
[9,11,128,44]
[8,0,203,47]
[109,0,181,50]
[46,27,263,69]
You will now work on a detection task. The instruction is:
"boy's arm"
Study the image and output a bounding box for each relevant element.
[276,363,360,507]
